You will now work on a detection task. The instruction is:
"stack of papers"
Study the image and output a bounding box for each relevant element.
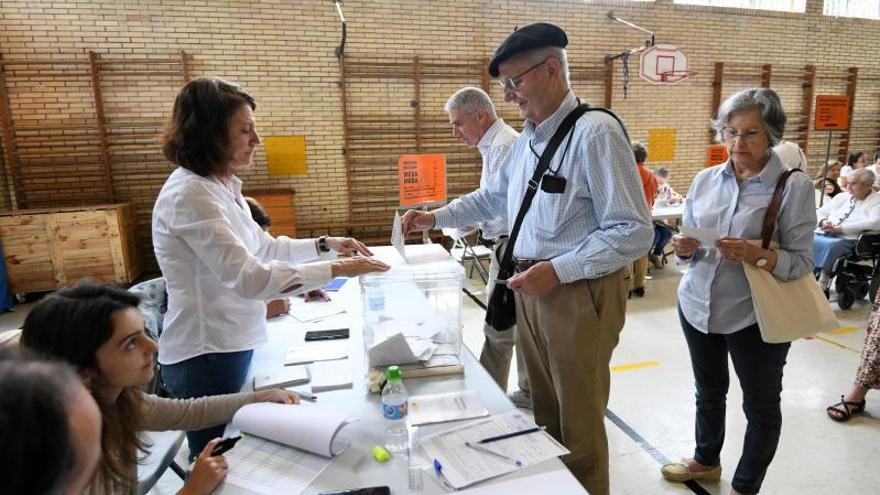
[307,359,354,393]
[253,365,309,391]
[284,341,348,366]
[409,390,489,426]
[419,411,569,489]
[289,299,346,323]
[367,332,436,367]
[221,402,354,494]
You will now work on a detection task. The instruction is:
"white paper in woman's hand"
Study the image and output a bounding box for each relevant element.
[680,226,719,246]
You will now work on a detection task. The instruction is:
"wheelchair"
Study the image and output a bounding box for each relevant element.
[831,231,880,310]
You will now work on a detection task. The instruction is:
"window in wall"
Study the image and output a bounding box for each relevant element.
[824,0,880,20]
[674,0,805,13]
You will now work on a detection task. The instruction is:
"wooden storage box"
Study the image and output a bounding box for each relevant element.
[0,203,142,294]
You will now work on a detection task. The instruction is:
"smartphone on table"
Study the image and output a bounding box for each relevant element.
[304,328,350,341]
[318,487,390,495]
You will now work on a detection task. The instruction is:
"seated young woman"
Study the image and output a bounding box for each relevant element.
[20,282,300,495]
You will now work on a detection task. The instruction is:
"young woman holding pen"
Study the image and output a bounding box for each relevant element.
[20,282,301,495]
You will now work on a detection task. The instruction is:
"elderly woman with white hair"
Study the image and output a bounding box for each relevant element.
[814,167,880,291]
[662,88,815,495]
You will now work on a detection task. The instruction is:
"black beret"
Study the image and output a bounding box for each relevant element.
[489,22,568,77]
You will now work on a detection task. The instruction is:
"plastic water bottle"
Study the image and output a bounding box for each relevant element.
[382,365,408,453]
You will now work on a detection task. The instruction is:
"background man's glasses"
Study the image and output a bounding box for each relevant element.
[499,60,547,91]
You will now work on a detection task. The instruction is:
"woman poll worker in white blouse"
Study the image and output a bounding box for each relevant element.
[153,77,389,459]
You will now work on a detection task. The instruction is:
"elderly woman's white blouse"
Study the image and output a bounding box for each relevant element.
[816,190,880,240]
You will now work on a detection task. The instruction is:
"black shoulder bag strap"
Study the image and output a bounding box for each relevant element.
[497,103,629,280]
[486,103,629,331]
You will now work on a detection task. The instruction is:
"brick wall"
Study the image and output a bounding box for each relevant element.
[0,0,876,270]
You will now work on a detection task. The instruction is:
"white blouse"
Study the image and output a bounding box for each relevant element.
[152,167,331,364]
[816,190,880,240]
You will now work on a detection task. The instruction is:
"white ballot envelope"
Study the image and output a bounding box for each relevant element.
[680,226,720,247]
[392,210,407,261]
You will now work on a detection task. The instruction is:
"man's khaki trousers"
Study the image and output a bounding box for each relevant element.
[515,267,629,495]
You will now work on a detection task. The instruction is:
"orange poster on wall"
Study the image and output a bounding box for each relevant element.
[706,144,729,167]
[814,95,850,131]
[398,154,447,207]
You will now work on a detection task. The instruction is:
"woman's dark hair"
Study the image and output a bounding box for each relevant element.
[21,282,146,494]
[0,350,79,495]
[162,77,257,177]
[822,178,842,198]
[631,141,648,164]
[245,196,272,230]
[848,150,866,167]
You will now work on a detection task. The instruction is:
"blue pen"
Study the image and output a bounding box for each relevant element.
[432,459,455,490]
[465,441,523,466]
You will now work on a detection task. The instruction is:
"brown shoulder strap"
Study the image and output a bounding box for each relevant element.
[761,169,803,249]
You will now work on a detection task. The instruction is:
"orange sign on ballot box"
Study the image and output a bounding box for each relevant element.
[815,95,850,131]
[398,154,447,207]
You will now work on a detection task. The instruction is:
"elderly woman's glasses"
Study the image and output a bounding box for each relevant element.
[498,60,547,91]
[722,128,764,143]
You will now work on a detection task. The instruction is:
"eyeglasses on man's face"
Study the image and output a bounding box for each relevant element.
[498,59,547,91]
[722,128,765,143]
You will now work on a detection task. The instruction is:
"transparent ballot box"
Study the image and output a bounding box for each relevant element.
[361,245,465,377]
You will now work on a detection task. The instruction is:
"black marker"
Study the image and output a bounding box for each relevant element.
[210,435,242,456]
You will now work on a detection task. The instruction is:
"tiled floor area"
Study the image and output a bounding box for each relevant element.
[3,259,878,494]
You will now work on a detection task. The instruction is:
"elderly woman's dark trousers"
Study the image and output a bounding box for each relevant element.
[678,307,790,494]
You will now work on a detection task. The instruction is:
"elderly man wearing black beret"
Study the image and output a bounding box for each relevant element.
[404,22,652,493]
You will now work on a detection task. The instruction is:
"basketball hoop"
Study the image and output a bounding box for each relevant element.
[659,69,696,83]
[640,44,690,85]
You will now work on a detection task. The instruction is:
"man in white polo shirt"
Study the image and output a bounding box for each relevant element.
[445,87,530,407]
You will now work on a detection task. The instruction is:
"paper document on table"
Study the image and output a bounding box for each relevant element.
[284,341,348,366]
[455,468,577,494]
[420,411,569,489]
[219,402,355,494]
[368,331,437,367]
[289,299,346,323]
[253,365,309,390]
[680,226,720,247]
[409,390,489,426]
[219,435,337,495]
[392,210,407,261]
[307,358,354,392]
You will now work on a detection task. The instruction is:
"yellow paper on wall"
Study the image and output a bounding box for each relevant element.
[648,129,676,162]
[264,136,308,175]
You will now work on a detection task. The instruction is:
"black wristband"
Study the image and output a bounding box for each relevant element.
[318,236,330,253]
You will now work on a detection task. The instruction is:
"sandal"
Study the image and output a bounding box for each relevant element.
[826,395,866,422]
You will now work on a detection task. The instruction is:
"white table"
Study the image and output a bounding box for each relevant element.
[651,203,685,221]
[234,246,586,494]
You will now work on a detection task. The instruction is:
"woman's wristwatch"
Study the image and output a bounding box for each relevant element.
[317,235,331,253]
[755,249,770,268]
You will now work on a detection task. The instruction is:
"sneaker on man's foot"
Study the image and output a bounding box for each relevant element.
[508,389,532,409]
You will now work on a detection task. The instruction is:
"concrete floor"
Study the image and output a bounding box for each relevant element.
[3,259,877,494]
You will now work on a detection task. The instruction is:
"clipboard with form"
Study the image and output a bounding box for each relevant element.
[419,411,569,489]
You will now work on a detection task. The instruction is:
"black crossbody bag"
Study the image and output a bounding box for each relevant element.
[485,103,629,330]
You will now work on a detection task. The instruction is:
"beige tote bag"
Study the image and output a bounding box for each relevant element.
[744,170,838,344]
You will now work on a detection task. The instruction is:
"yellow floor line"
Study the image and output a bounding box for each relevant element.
[826,327,858,336]
[812,334,861,354]
[610,360,661,372]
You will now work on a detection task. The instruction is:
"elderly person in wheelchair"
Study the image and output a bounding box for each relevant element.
[814,168,880,296]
